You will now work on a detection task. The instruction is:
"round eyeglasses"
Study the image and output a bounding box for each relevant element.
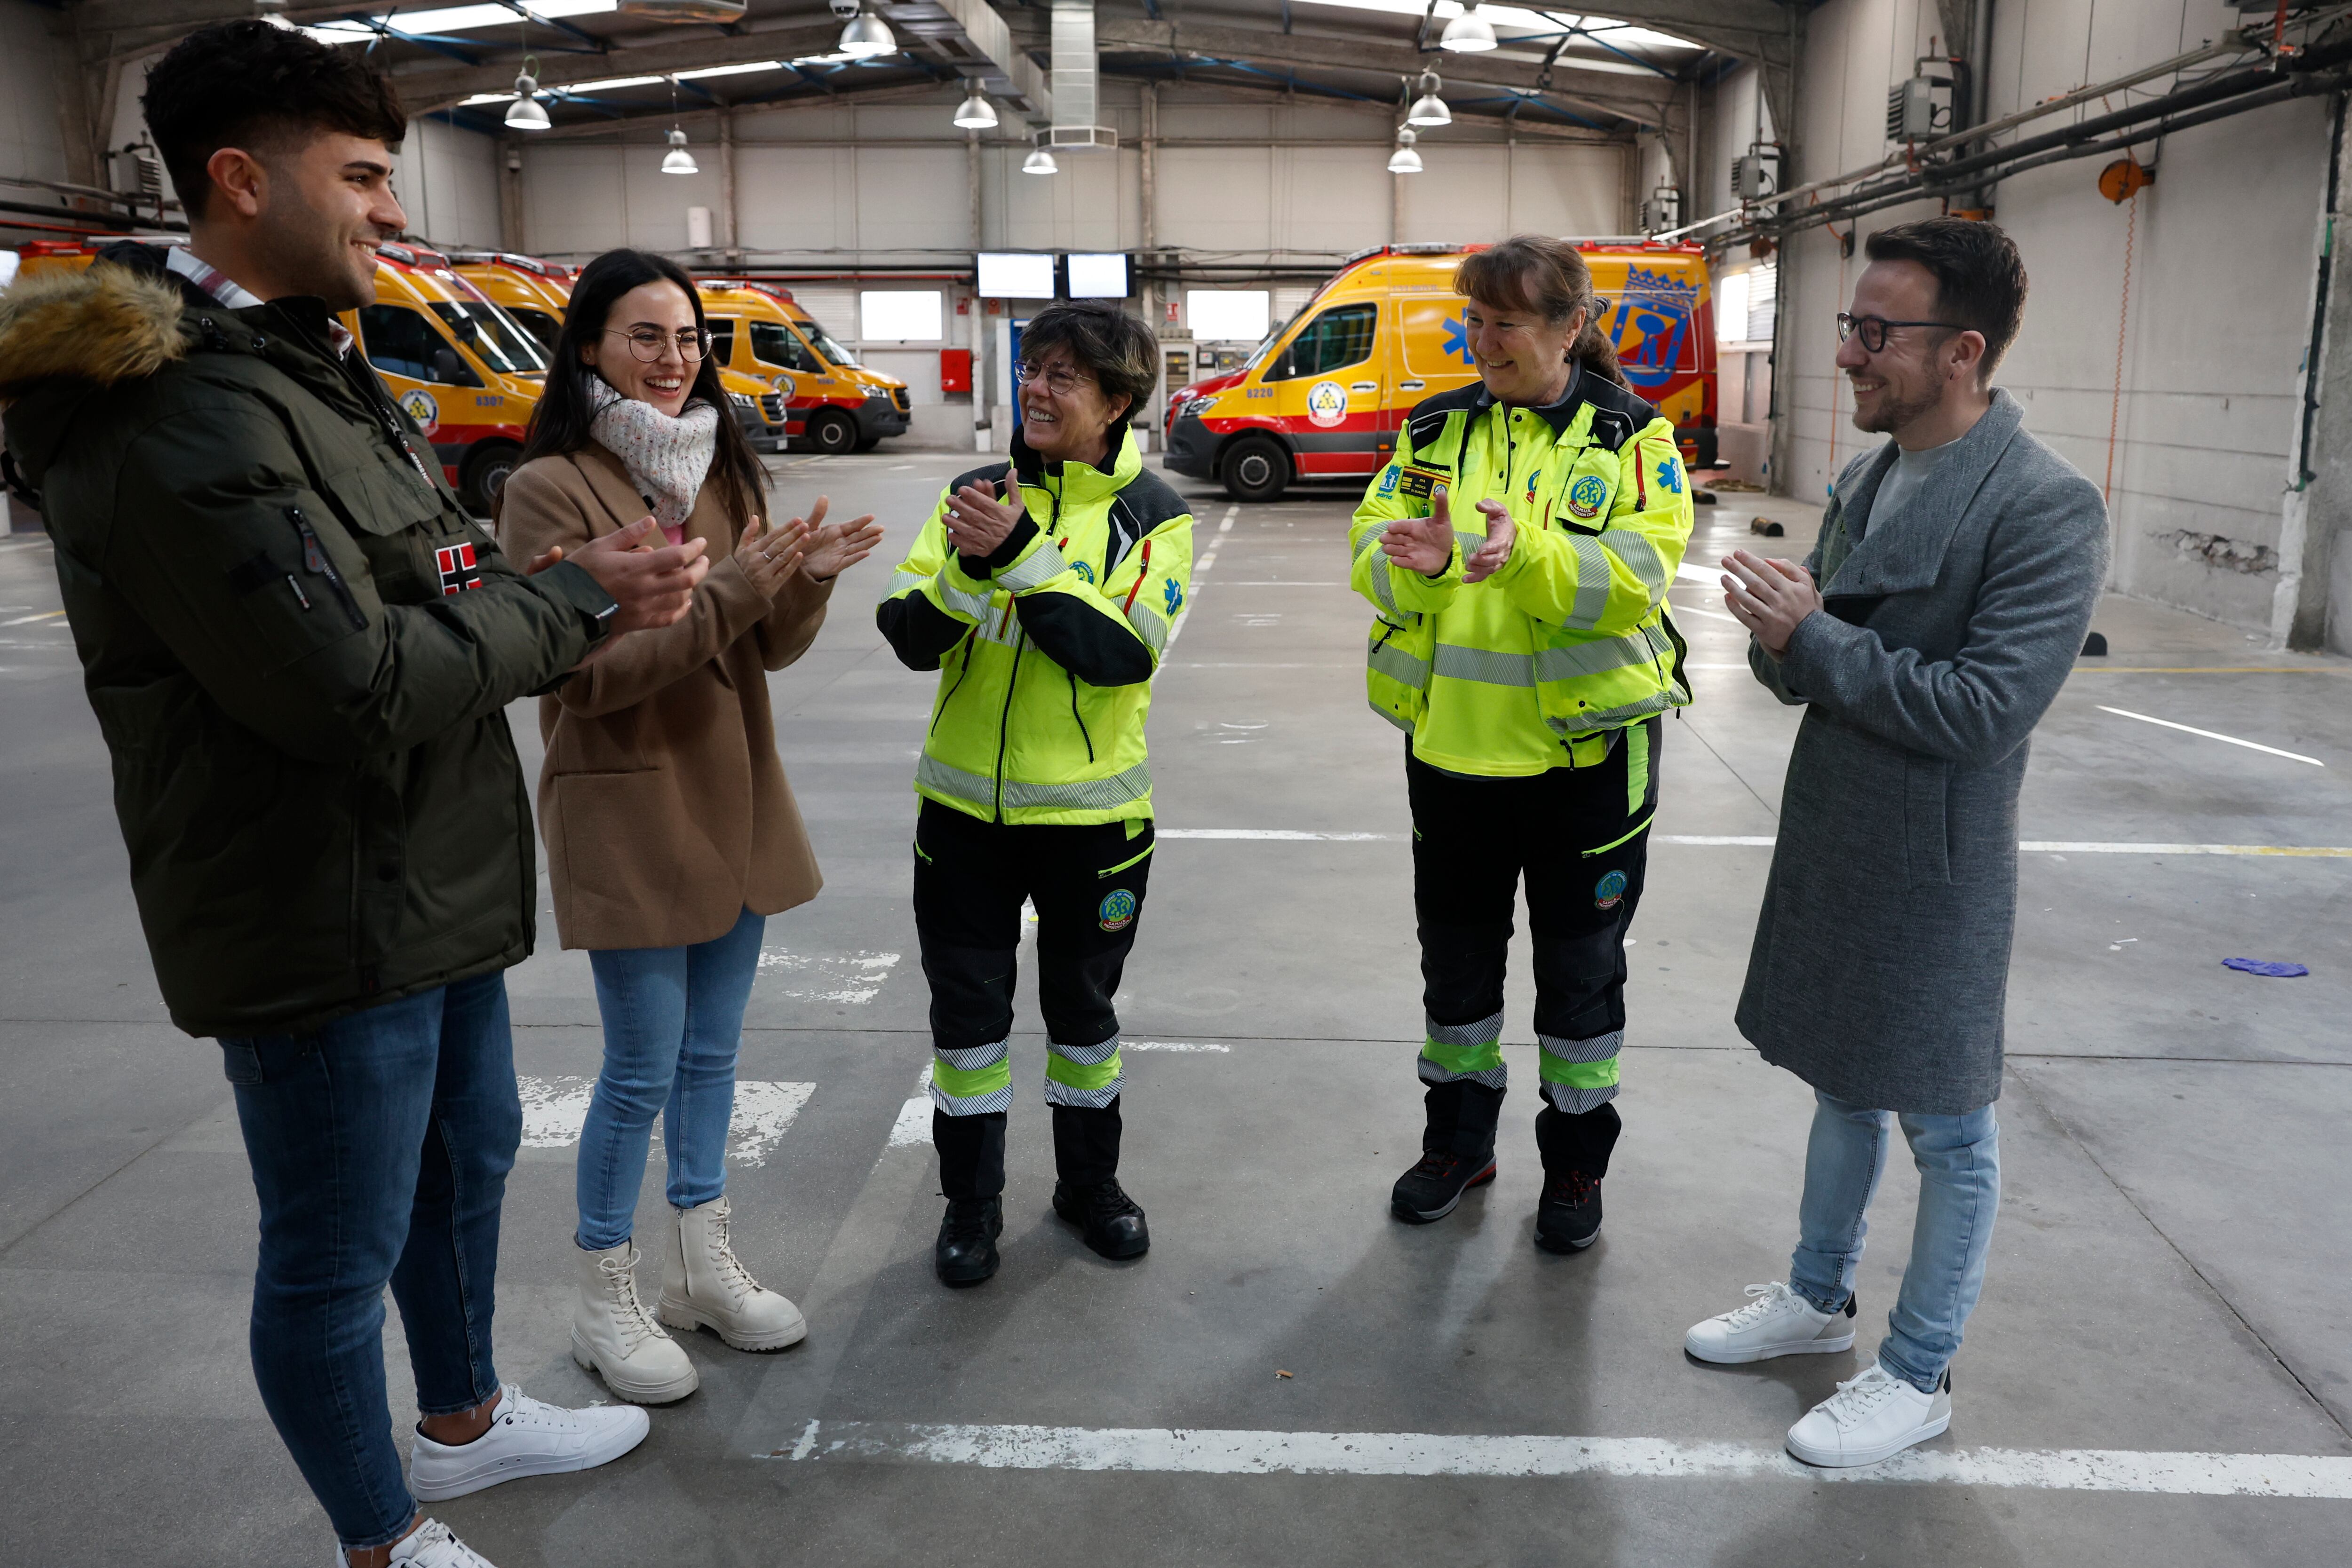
[605,327,708,362]
[1014,360,1095,396]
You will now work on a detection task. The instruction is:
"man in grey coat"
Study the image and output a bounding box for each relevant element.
[1681,219,2107,1468]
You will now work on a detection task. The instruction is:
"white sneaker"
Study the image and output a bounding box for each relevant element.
[1685,1282,1857,1364]
[659,1195,808,1353]
[571,1241,699,1404]
[408,1384,650,1502]
[331,1518,498,1567]
[1785,1363,1952,1467]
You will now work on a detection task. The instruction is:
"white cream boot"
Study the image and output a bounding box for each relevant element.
[658,1195,808,1352]
[570,1242,698,1404]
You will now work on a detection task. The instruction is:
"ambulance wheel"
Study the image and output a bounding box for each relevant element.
[460,442,520,517]
[1220,435,1290,503]
[807,408,858,455]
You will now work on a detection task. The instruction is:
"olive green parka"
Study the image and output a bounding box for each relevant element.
[0,249,616,1037]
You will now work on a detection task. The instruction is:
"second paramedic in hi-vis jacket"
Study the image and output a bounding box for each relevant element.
[1351,235,1694,1251]
[878,302,1193,1288]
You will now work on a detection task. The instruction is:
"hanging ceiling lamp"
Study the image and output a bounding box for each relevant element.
[660,126,698,174]
[1388,127,1423,175]
[505,55,551,130]
[1022,144,1058,175]
[1406,70,1451,127]
[954,86,998,129]
[1438,4,1498,53]
[838,7,897,59]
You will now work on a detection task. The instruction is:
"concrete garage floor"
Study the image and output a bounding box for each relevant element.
[1,451,2348,1566]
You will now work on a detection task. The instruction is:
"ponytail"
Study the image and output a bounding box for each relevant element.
[1454,235,1627,388]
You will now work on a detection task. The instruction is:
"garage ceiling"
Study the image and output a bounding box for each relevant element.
[50,1,1803,145]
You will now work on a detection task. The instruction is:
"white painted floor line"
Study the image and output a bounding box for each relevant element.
[1125,1040,1233,1053]
[2096,705,2326,767]
[1675,561,1725,586]
[1668,601,1744,625]
[769,1421,2352,1498]
[0,610,64,626]
[1156,830,2352,856]
[885,1064,934,1150]
[757,948,901,1003]
[515,1076,813,1165]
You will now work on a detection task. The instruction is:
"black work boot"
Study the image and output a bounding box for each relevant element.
[1391,1079,1505,1223]
[1051,1099,1149,1259]
[934,1109,1008,1286]
[1534,1100,1621,1253]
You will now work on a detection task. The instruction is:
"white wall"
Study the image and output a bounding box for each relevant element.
[0,0,69,193]
[1766,0,2330,632]
[400,117,501,250]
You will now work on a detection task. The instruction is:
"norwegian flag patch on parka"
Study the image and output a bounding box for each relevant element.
[435,542,482,596]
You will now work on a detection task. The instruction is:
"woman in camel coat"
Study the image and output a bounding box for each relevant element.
[498,247,880,1406]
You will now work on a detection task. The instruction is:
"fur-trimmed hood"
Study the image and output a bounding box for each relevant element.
[0,262,191,401]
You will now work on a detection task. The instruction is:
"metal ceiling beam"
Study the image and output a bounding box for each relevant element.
[1069,17,1676,126]
[389,22,857,112]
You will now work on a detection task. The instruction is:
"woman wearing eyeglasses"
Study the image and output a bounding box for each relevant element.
[877,301,1193,1287]
[497,249,882,1403]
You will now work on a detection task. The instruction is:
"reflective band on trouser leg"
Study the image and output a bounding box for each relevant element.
[1419,1009,1507,1090]
[1044,1035,1124,1109]
[1538,1029,1621,1114]
[931,1038,1014,1115]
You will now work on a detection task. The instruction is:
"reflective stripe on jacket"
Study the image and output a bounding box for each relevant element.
[1349,368,1694,776]
[877,426,1194,825]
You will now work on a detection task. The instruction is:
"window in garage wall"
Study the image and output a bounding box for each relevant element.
[860,290,945,343]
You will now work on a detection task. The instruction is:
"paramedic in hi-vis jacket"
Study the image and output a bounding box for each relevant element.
[1351,235,1695,1251]
[878,302,1193,1287]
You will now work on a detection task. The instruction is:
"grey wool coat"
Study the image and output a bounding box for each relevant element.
[1737,389,2108,1114]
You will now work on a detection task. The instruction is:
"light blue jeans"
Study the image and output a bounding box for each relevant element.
[577,906,765,1251]
[1787,1089,2000,1394]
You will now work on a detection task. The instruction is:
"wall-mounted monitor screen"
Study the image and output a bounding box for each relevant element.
[976,252,1057,299]
[1065,253,1131,299]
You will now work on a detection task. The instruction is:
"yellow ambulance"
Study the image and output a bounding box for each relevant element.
[1165,240,1718,502]
[452,251,792,453]
[694,279,912,454]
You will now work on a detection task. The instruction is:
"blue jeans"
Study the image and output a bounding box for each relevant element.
[578,906,766,1251]
[222,973,518,1550]
[1787,1089,2000,1394]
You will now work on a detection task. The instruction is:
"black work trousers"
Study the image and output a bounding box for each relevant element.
[912,800,1154,1197]
[1408,719,1658,1146]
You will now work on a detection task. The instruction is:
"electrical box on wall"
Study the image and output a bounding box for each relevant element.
[940,348,973,394]
[1733,149,1778,201]
[1887,77,1937,142]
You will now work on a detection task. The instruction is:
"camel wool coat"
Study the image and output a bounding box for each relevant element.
[497,443,832,950]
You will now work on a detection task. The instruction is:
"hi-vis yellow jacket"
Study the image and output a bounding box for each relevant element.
[1349,369,1694,775]
[877,426,1194,825]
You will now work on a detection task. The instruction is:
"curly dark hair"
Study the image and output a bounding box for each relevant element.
[143,19,407,222]
[1017,301,1160,423]
[1864,218,2029,383]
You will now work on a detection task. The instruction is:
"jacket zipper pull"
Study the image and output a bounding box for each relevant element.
[286,506,367,631]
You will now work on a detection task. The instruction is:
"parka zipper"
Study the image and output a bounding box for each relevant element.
[986,477,1054,822]
[287,506,366,630]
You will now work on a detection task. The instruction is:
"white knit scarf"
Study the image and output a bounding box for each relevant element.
[586,375,719,543]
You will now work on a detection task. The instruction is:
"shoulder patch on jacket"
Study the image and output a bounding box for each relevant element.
[1574,374,1661,454]
[1404,383,1484,454]
[946,460,1014,497]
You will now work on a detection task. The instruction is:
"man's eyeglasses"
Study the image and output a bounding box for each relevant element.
[1015,361,1095,396]
[605,327,708,362]
[1836,312,1963,353]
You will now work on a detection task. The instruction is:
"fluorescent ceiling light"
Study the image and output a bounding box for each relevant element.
[673,60,785,79]
[1282,0,1698,54]
[305,1,615,42]
[566,74,667,92]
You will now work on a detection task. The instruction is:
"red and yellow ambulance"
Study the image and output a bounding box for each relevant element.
[1165,240,1717,502]
[694,279,912,454]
